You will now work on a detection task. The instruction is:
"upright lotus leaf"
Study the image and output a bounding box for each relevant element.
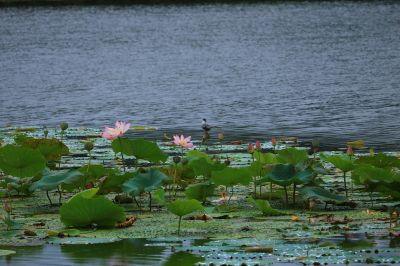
[60,188,125,228]
[185,182,215,202]
[247,197,282,216]
[300,186,346,203]
[15,135,69,162]
[277,148,308,166]
[321,154,354,172]
[79,164,111,180]
[122,169,170,196]
[352,164,398,184]
[30,169,83,191]
[189,158,225,178]
[166,199,204,235]
[0,144,46,178]
[186,150,211,162]
[211,167,252,187]
[112,138,167,163]
[267,164,296,187]
[355,153,400,168]
[292,168,314,185]
[252,151,279,164]
[153,188,166,205]
[98,172,135,194]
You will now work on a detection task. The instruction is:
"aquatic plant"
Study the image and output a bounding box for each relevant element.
[173,135,195,150]
[166,199,204,235]
[321,153,354,197]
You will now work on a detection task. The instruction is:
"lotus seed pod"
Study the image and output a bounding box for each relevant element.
[84,142,94,152]
[60,122,69,131]
[173,156,181,164]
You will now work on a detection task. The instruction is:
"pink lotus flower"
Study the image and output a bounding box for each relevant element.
[101,121,131,140]
[255,140,262,151]
[173,135,195,149]
[347,145,353,156]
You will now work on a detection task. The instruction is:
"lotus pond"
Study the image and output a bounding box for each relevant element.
[0,124,399,266]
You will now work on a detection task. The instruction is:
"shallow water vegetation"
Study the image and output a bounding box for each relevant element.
[1,124,400,264]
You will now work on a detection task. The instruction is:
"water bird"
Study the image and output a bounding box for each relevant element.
[201,118,211,132]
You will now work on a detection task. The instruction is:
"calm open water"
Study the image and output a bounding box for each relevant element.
[0,2,399,149]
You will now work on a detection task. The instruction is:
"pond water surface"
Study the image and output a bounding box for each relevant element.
[0,1,400,149]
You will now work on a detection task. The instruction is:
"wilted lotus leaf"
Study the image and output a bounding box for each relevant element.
[0,144,46,178]
[122,169,170,196]
[60,188,125,228]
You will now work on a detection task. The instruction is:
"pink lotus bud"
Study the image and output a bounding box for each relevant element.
[271,137,277,146]
[3,202,11,213]
[255,141,262,151]
[247,143,254,154]
[347,145,353,156]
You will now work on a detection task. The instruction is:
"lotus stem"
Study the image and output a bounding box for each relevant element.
[57,186,62,205]
[178,216,182,235]
[118,137,126,173]
[284,186,288,204]
[293,184,296,205]
[343,172,348,198]
[269,182,273,201]
[46,190,53,206]
[148,192,152,212]
[228,186,234,204]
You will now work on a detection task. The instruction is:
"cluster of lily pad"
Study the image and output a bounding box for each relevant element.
[0,120,400,236]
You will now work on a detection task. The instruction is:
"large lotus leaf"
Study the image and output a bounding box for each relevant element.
[166,199,204,217]
[277,148,308,165]
[247,197,283,216]
[15,135,69,161]
[186,150,211,162]
[112,138,167,163]
[98,172,135,194]
[252,151,279,164]
[299,186,346,203]
[267,164,296,186]
[352,164,399,184]
[185,182,215,202]
[0,144,46,178]
[122,169,170,196]
[60,188,125,228]
[293,168,314,185]
[189,158,225,178]
[356,153,400,168]
[30,169,83,191]
[321,154,354,172]
[211,167,252,187]
[79,164,112,180]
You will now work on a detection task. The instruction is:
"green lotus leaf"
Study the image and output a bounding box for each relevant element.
[47,237,121,245]
[185,182,215,202]
[0,250,16,256]
[186,150,211,162]
[356,153,400,168]
[277,148,308,165]
[122,169,170,196]
[211,167,252,187]
[0,144,46,178]
[299,186,346,203]
[189,158,225,178]
[292,168,314,185]
[166,199,204,217]
[252,151,279,164]
[352,164,399,184]
[98,172,135,194]
[153,188,166,205]
[267,164,296,186]
[15,135,69,162]
[112,138,167,163]
[321,154,354,172]
[30,169,83,191]
[247,197,283,216]
[60,188,125,228]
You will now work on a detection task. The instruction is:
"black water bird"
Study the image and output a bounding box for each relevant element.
[201,118,211,132]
